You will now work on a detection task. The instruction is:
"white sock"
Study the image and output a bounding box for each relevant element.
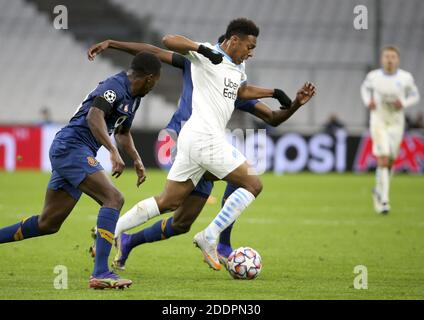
[114,197,160,237]
[204,188,255,243]
[380,167,390,204]
[375,167,382,195]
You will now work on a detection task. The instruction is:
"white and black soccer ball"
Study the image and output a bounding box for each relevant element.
[103,90,116,104]
[227,247,262,280]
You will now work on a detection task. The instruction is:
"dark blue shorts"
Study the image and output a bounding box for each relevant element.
[47,140,103,200]
[190,177,213,199]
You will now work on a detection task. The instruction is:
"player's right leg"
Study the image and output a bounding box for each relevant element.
[112,193,209,270]
[375,156,391,214]
[371,125,391,214]
[111,179,194,270]
[114,179,195,237]
[0,187,77,243]
[194,160,262,270]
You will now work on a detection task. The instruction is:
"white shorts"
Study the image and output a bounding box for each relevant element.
[167,129,246,186]
[370,123,403,159]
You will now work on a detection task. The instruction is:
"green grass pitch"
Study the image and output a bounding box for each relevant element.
[0,170,423,300]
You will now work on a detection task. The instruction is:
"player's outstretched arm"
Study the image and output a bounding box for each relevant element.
[114,126,146,187]
[238,85,292,109]
[252,82,316,126]
[162,34,223,64]
[87,40,174,65]
[86,101,125,178]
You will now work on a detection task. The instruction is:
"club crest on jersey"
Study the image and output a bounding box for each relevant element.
[104,90,116,104]
[87,156,99,167]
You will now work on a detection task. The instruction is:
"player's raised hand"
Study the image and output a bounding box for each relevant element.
[197,45,224,65]
[134,159,147,187]
[111,149,125,178]
[87,40,110,61]
[296,82,316,106]
[368,99,376,110]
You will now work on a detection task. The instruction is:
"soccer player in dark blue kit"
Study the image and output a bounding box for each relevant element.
[88,36,315,270]
[0,52,161,289]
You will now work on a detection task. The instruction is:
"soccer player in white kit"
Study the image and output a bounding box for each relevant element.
[114,18,296,270]
[360,46,420,214]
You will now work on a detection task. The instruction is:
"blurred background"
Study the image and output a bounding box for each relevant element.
[0,0,423,172]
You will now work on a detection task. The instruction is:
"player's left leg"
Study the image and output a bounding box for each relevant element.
[78,170,131,289]
[376,155,391,212]
[217,182,238,261]
[0,187,77,243]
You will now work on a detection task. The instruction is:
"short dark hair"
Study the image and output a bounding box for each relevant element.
[381,45,400,57]
[225,18,259,39]
[130,52,161,76]
[217,34,226,44]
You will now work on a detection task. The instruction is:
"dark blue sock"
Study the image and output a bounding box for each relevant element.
[219,183,238,246]
[128,217,175,250]
[0,215,41,243]
[219,222,235,246]
[93,207,119,277]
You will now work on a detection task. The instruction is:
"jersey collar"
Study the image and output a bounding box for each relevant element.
[380,68,399,77]
[214,44,234,63]
[123,71,133,97]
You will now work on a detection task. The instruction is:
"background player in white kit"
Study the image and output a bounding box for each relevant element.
[114,18,299,270]
[361,46,420,214]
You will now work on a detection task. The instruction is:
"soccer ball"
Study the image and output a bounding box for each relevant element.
[227,247,262,280]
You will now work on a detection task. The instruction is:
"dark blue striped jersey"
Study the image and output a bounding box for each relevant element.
[55,71,141,154]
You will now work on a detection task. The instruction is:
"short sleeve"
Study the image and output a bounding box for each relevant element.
[184,42,213,65]
[240,63,248,85]
[92,78,125,111]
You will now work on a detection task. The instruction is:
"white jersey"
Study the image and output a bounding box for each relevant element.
[360,68,420,128]
[182,42,247,136]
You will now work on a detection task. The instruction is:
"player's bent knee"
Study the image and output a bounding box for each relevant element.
[38,219,61,235]
[171,220,191,234]
[105,189,125,210]
[158,197,183,212]
[171,223,190,235]
[248,179,263,197]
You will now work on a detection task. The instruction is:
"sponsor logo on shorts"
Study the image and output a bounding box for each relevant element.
[87,156,98,167]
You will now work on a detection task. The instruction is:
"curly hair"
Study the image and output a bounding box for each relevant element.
[225,18,259,39]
